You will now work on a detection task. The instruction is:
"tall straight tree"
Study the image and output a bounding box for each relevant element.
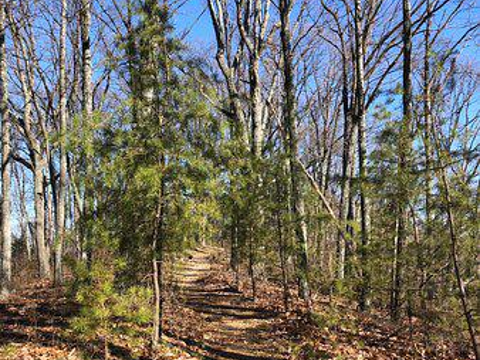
[421,0,432,312]
[80,0,93,261]
[392,0,413,320]
[279,0,310,304]
[55,0,68,285]
[353,0,370,311]
[0,0,11,294]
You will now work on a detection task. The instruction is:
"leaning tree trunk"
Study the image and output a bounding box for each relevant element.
[432,135,480,360]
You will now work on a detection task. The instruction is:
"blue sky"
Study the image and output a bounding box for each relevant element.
[173,1,213,45]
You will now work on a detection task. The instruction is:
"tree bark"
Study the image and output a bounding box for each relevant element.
[152,179,165,347]
[392,0,413,321]
[421,0,433,310]
[0,0,11,294]
[80,0,93,264]
[354,0,370,311]
[280,0,310,305]
[35,158,50,278]
[55,0,68,285]
[338,55,355,282]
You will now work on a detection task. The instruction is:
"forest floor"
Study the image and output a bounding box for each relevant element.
[0,246,474,360]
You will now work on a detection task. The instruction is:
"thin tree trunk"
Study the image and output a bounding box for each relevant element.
[250,58,264,158]
[248,228,256,299]
[81,0,93,121]
[17,169,32,260]
[280,0,310,305]
[35,158,50,278]
[55,0,68,285]
[152,183,164,347]
[338,53,354,282]
[80,0,93,264]
[392,0,413,321]
[421,0,433,310]
[276,176,289,311]
[230,214,240,290]
[0,0,11,294]
[338,115,352,281]
[354,0,370,311]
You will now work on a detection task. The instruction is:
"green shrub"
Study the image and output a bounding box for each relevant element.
[71,260,152,359]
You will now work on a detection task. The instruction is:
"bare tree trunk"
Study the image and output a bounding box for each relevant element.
[0,0,11,294]
[392,0,413,321]
[152,181,164,347]
[55,0,68,285]
[80,0,93,263]
[34,158,50,278]
[276,176,289,311]
[16,169,32,261]
[354,0,370,311]
[280,0,310,305]
[45,181,54,260]
[152,244,162,347]
[248,228,256,299]
[249,55,264,157]
[338,57,354,282]
[421,0,433,310]
[230,213,240,290]
[81,0,93,120]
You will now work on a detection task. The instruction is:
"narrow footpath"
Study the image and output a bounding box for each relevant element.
[166,246,290,360]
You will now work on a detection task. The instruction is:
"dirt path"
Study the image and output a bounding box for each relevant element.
[167,246,289,360]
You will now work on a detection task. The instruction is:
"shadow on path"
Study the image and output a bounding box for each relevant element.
[171,247,287,360]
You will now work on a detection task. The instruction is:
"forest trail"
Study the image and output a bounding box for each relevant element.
[0,246,290,360]
[0,248,474,360]
[166,246,289,360]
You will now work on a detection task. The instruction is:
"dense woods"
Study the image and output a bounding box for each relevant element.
[0,0,478,359]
